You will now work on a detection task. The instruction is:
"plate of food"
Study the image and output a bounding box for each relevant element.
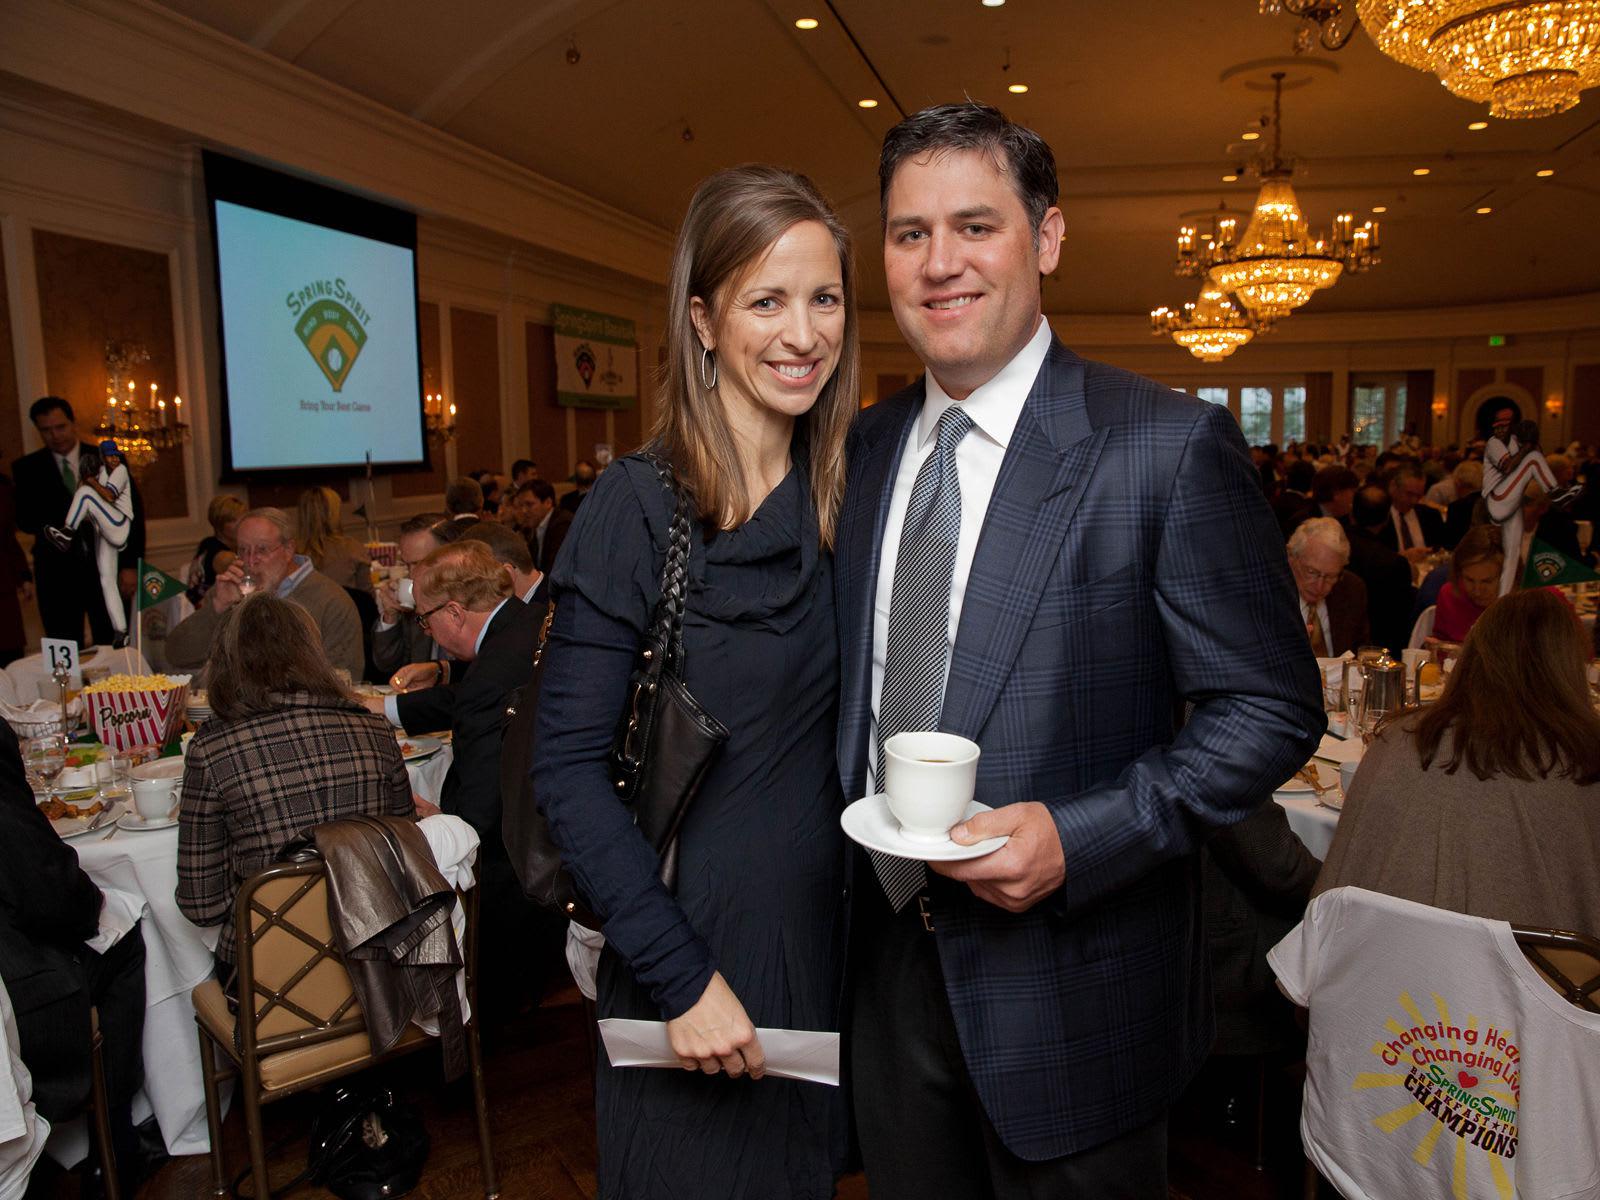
[39,794,113,839]
[398,735,443,762]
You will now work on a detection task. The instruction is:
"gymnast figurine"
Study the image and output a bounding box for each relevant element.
[43,439,135,639]
[1481,406,1582,595]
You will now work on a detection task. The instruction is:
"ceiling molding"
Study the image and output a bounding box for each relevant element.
[249,0,360,60]
[2,0,676,284]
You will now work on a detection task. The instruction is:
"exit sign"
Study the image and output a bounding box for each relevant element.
[1487,334,1508,347]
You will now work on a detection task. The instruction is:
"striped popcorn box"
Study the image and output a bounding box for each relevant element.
[85,674,192,752]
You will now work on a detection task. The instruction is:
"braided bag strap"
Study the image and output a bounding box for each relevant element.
[640,452,693,676]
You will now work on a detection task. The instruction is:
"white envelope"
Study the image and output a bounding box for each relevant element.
[597,1018,840,1087]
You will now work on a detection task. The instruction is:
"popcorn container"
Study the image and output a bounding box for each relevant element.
[84,675,191,752]
[366,541,400,567]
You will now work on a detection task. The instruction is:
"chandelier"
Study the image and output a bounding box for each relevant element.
[1151,282,1270,362]
[422,367,456,443]
[1175,73,1379,321]
[1263,0,1600,119]
[97,341,189,472]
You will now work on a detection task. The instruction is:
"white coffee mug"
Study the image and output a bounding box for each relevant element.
[131,776,177,822]
[1338,759,1359,796]
[883,731,980,842]
[396,577,415,610]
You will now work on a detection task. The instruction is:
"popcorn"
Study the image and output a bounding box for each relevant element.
[84,673,192,751]
[83,673,178,694]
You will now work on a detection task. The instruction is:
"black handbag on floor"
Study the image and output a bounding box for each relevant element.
[502,453,729,923]
[305,1084,429,1200]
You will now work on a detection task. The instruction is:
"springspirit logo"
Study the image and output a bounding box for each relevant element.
[1352,991,1520,1195]
[286,278,371,392]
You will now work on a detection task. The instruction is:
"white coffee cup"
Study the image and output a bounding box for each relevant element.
[883,731,980,842]
[1339,759,1359,796]
[131,776,177,822]
[396,577,415,610]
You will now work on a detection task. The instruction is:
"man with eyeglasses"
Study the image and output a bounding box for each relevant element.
[165,507,363,681]
[1286,517,1368,657]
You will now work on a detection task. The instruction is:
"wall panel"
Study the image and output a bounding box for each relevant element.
[392,300,446,499]
[448,307,500,478]
[524,320,564,477]
[32,229,188,518]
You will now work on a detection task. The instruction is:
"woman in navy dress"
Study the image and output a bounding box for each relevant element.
[533,166,859,1199]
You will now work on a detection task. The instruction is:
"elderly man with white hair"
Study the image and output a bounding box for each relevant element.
[166,506,363,680]
[1286,517,1369,657]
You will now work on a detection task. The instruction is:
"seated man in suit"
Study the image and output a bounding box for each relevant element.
[0,721,149,1193]
[1287,517,1368,656]
[1439,460,1484,549]
[1346,486,1417,654]
[392,541,548,1018]
[371,513,452,681]
[1288,465,1358,534]
[508,480,572,575]
[1378,462,1443,561]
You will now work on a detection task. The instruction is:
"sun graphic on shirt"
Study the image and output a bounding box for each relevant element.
[1350,990,1521,1199]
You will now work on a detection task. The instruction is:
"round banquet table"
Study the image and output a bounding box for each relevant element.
[4,646,154,704]
[58,742,456,1157]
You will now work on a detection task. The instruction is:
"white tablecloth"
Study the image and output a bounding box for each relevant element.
[57,746,457,1157]
[1274,793,1339,861]
[4,647,153,704]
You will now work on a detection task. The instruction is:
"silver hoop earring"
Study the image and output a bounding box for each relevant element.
[699,347,718,391]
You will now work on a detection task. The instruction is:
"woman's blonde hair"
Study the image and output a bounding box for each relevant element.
[296,487,342,567]
[652,165,858,547]
[206,494,246,537]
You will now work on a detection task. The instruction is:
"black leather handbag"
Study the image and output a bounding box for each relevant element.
[502,454,729,925]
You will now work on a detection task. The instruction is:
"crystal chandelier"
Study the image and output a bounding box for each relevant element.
[1175,73,1379,321]
[97,341,189,472]
[1151,282,1269,362]
[1263,1,1600,119]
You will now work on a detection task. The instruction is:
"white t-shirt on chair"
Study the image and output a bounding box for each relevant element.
[1270,887,1600,1200]
[0,977,48,1200]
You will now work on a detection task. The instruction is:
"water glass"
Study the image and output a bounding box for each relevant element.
[238,570,258,596]
[96,752,132,802]
[25,736,67,799]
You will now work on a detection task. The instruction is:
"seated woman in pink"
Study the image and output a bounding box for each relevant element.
[1429,525,1503,644]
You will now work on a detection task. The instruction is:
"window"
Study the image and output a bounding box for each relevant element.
[1239,387,1273,445]
[1197,387,1229,407]
[1352,377,1407,447]
[1282,386,1306,444]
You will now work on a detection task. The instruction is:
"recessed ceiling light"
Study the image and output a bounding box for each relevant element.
[1412,167,1431,176]
[1241,131,1261,141]
[1008,83,1029,94]
[1222,173,1239,182]
[1536,168,1555,177]
[982,0,1006,7]
[1468,120,1488,130]
[794,16,818,29]
[1476,206,1493,214]
[1372,205,1387,213]
[858,98,879,108]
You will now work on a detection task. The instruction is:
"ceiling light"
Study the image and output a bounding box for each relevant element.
[794,17,818,29]
[858,98,879,108]
[982,0,1006,6]
[1242,131,1262,140]
[1371,205,1387,213]
[1412,167,1430,176]
[1152,283,1268,362]
[1222,173,1239,182]
[1468,120,1488,130]
[1535,168,1555,177]
[1008,83,1029,94]
[1475,206,1493,214]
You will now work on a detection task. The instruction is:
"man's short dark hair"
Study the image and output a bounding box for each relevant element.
[444,476,484,516]
[429,516,469,545]
[516,479,555,504]
[1389,462,1425,488]
[1352,484,1391,529]
[30,396,73,424]
[510,458,535,478]
[1311,466,1359,504]
[399,512,449,539]
[460,520,534,574]
[1285,460,1316,492]
[879,102,1059,237]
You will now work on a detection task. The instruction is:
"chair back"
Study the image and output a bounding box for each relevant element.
[231,859,365,1060]
[1513,925,1600,1012]
[1406,604,1436,650]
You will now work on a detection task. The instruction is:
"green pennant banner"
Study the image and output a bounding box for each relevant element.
[138,559,187,610]
[1522,539,1600,588]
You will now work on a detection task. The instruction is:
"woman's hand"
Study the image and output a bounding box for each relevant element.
[666,971,765,1079]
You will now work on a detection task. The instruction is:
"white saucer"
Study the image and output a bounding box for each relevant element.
[840,795,1008,862]
[117,811,179,831]
[1316,790,1346,812]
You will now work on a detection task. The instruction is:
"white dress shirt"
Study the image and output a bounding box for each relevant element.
[1389,507,1425,551]
[866,318,1052,792]
[1300,597,1333,656]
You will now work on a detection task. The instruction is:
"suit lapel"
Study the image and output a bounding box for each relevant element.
[941,343,1107,742]
[837,387,920,798]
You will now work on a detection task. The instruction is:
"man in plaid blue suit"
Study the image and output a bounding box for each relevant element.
[839,103,1325,1196]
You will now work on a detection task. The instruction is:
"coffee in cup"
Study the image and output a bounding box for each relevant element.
[883,731,980,842]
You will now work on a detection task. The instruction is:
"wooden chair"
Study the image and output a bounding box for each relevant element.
[1513,924,1600,1012]
[191,858,497,1199]
[86,1007,121,1200]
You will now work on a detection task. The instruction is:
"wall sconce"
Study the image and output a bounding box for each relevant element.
[1430,396,1448,419]
[1544,394,1564,417]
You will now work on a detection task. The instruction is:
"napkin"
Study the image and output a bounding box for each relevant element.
[598,1018,840,1086]
[86,886,145,954]
[1313,732,1364,767]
